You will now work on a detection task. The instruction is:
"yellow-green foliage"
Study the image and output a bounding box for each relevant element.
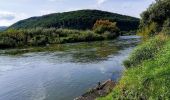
[137,22,158,40]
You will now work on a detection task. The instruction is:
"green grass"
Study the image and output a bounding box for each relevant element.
[97,34,170,100]
[123,34,167,68]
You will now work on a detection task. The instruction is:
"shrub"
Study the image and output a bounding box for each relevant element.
[0,37,16,48]
[103,31,118,39]
[29,35,48,46]
[93,20,120,35]
[137,22,158,40]
[162,18,170,35]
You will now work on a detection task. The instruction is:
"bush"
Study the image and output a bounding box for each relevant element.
[162,18,170,35]
[162,27,170,35]
[0,37,16,48]
[103,31,118,39]
[93,20,120,35]
[29,35,48,46]
[137,22,158,40]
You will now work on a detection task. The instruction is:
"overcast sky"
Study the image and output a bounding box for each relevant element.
[0,0,155,26]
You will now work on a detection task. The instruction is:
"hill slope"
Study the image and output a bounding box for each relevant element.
[9,10,139,31]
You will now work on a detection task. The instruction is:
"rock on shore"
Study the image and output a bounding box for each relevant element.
[74,79,116,100]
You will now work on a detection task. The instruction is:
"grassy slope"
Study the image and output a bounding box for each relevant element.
[97,34,170,100]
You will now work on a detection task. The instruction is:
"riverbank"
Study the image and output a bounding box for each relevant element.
[97,0,170,99]
[75,79,115,100]
[97,33,170,99]
[0,35,140,55]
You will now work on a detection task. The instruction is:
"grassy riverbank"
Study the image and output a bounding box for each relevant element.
[97,34,170,100]
[97,0,170,99]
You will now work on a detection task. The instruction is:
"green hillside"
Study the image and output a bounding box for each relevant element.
[9,10,139,31]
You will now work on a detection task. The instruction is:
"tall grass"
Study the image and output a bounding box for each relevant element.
[124,34,167,68]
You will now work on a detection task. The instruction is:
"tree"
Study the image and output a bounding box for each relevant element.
[93,20,120,36]
[140,0,170,31]
[138,0,170,38]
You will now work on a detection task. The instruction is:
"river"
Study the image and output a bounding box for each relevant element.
[0,36,140,100]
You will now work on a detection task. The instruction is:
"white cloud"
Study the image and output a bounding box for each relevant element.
[0,11,15,20]
[96,0,108,5]
[40,10,56,15]
[0,11,28,26]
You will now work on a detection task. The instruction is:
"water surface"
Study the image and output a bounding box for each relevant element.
[0,36,140,100]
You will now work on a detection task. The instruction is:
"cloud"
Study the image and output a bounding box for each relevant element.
[96,0,108,5]
[40,10,56,15]
[0,11,15,20]
[0,11,28,26]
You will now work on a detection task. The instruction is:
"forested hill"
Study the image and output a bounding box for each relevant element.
[9,10,139,31]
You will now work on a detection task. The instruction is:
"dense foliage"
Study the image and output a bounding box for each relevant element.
[0,28,95,48]
[93,20,120,39]
[0,22,120,49]
[9,10,139,32]
[138,0,170,37]
[93,20,119,34]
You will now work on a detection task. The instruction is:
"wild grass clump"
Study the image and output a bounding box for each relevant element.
[123,34,167,68]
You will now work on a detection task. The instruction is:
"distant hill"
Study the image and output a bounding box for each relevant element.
[0,26,7,31]
[9,10,139,31]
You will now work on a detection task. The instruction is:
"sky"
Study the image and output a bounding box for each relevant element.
[0,0,155,26]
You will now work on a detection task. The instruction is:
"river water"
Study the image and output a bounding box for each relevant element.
[0,36,140,100]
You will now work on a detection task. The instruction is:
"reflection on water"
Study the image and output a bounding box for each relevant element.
[0,36,140,100]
